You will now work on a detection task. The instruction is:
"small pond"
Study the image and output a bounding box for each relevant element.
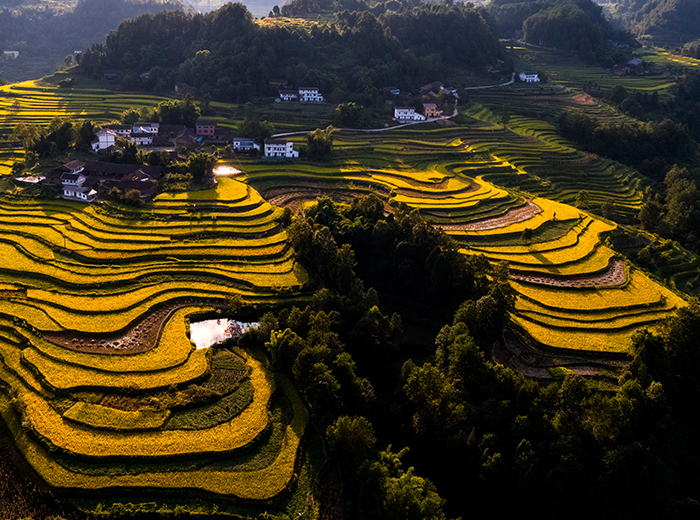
[189,318,258,349]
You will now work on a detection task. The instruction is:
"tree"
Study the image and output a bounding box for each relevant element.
[575,190,590,209]
[307,125,336,159]
[334,102,363,127]
[120,108,140,124]
[601,198,617,220]
[327,415,378,468]
[124,189,143,206]
[186,152,217,182]
[199,93,213,116]
[237,118,274,140]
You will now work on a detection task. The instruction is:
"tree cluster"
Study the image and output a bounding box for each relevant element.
[556,110,698,180]
[0,0,184,78]
[260,193,700,518]
[306,125,336,159]
[638,165,700,251]
[604,0,700,41]
[489,0,631,65]
[12,118,96,157]
[78,2,505,102]
[120,93,201,127]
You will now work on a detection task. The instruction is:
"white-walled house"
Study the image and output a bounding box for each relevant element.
[91,129,119,152]
[519,72,540,83]
[298,87,324,102]
[278,90,299,102]
[264,139,298,158]
[394,107,426,122]
[103,124,132,138]
[132,122,160,134]
[131,132,154,146]
[63,160,85,175]
[60,173,96,202]
[233,137,260,152]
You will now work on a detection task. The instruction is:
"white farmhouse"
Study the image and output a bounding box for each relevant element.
[60,173,96,202]
[3,51,19,60]
[132,122,159,135]
[63,160,85,175]
[233,137,260,152]
[278,90,299,102]
[298,87,324,102]
[264,139,298,158]
[519,72,540,83]
[394,107,426,122]
[103,124,132,138]
[131,133,153,147]
[91,129,119,152]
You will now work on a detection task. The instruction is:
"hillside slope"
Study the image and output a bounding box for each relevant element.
[597,0,700,42]
[0,0,186,82]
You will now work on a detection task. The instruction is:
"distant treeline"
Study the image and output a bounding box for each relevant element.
[0,0,186,60]
[488,0,632,65]
[599,0,700,42]
[78,2,505,102]
[279,0,631,66]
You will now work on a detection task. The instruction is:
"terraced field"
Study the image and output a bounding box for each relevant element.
[239,121,685,363]
[0,74,691,510]
[0,174,312,516]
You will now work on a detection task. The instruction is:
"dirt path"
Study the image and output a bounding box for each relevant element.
[462,72,515,90]
[438,200,541,231]
[509,258,626,288]
[272,106,460,138]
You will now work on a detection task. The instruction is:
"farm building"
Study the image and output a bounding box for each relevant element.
[298,87,324,102]
[131,132,154,147]
[394,107,426,122]
[278,90,298,102]
[103,124,131,138]
[423,103,440,117]
[233,137,260,152]
[60,173,97,203]
[519,72,540,83]
[264,139,298,158]
[196,119,217,137]
[91,129,119,152]
[132,122,159,135]
[2,51,19,60]
[278,88,325,102]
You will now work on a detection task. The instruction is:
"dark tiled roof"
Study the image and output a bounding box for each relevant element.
[63,160,85,170]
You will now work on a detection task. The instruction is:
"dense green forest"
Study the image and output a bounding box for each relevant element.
[249,195,700,519]
[78,2,505,102]
[596,0,700,43]
[487,0,631,64]
[0,0,186,81]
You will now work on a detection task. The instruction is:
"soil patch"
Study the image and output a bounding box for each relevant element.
[509,258,626,288]
[439,200,541,231]
[43,301,221,355]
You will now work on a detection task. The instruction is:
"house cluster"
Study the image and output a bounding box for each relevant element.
[393,102,443,122]
[276,87,325,103]
[390,81,458,122]
[39,160,163,203]
[92,118,231,153]
[231,136,299,158]
[519,72,540,83]
[612,58,645,76]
